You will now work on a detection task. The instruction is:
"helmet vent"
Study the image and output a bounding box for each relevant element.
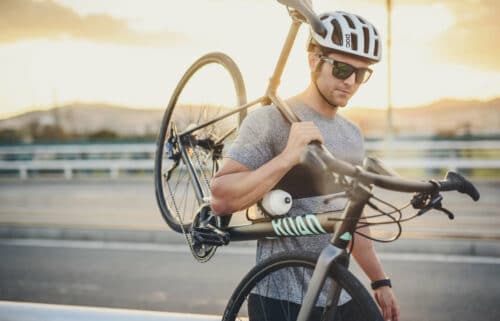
[374,39,379,57]
[344,15,355,29]
[356,15,366,24]
[351,33,358,51]
[330,19,343,46]
[363,27,370,54]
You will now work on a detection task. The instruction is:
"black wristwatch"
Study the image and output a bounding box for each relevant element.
[371,278,392,290]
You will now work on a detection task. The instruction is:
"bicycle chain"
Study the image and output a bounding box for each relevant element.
[165,176,215,263]
[165,139,217,263]
[191,139,213,195]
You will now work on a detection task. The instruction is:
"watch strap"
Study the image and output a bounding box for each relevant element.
[371,278,392,290]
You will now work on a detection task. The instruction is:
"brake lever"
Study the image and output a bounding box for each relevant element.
[433,203,455,220]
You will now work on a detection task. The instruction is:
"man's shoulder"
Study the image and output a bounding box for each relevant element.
[243,104,287,127]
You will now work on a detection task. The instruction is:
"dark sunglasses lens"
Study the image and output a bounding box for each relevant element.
[332,62,354,80]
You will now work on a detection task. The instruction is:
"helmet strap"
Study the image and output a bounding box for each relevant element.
[312,59,338,108]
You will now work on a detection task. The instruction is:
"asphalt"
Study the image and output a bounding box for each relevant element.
[0,178,499,321]
[0,177,499,257]
[1,225,499,257]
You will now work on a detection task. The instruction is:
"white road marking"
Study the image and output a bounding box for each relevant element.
[378,252,500,265]
[1,238,499,265]
[0,238,256,255]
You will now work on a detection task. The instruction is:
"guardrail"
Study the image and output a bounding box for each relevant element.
[0,141,499,179]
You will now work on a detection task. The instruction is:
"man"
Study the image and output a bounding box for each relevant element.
[210,11,400,321]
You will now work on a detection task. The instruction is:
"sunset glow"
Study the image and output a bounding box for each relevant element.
[1,0,499,118]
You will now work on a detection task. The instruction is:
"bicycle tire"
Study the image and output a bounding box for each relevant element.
[223,252,384,321]
[155,52,247,233]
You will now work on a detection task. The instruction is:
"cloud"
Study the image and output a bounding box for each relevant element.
[430,0,500,70]
[380,0,500,70]
[0,0,185,46]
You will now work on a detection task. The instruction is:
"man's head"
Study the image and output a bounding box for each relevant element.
[307,11,381,107]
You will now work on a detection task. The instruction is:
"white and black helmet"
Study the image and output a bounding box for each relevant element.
[310,11,382,63]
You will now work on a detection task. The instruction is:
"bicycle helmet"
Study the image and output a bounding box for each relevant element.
[310,11,381,63]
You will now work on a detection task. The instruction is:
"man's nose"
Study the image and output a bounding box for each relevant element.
[343,72,356,86]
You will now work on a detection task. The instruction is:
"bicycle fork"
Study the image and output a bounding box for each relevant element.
[296,245,345,321]
[296,183,372,321]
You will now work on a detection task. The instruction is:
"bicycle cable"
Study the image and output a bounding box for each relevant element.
[354,195,410,243]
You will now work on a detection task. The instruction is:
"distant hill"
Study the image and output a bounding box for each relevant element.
[0,98,499,141]
[342,98,500,137]
[0,104,164,137]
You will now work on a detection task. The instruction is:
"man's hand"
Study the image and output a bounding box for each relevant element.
[374,286,400,321]
[280,122,324,167]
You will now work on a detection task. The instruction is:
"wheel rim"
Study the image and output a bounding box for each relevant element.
[156,55,246,233]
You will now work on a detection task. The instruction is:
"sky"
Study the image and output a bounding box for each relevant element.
[1,0,500,118]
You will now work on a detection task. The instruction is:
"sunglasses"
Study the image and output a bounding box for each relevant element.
[320,56,373,84]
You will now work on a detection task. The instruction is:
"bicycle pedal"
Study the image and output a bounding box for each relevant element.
[192,226,230,246]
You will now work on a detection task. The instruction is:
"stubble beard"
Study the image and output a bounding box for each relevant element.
[328,88,351,108]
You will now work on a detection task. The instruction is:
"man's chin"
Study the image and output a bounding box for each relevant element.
[334,99,349,107]
[330,94,350,107]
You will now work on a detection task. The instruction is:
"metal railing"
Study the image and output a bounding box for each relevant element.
[0,140,499,179]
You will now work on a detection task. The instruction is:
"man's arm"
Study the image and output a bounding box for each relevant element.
[210,155,293,215]
[351,224,400,321]
[210,122,324,216]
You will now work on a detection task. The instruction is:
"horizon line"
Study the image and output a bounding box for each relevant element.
[1,96,500,120]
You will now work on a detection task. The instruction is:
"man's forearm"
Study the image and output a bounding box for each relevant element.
[351,225,388,282]
[210,154,294,215]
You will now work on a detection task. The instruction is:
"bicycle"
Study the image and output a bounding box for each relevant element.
[154,0,481,320]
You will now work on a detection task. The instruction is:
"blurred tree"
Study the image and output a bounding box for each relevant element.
[88,129,119,141]
[0,128,22,144]
[30,124,67,142]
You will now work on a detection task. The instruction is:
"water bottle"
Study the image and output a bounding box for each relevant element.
[260,189,292,217]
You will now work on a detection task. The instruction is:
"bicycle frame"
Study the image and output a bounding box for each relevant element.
[179,15,302,139]
[175,12,307,226]
[215,180,373,321]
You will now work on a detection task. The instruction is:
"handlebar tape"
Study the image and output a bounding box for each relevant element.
[439,171,480,201]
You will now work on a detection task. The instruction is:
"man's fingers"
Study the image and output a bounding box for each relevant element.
[392,302,400,321]
[382,305,391,321]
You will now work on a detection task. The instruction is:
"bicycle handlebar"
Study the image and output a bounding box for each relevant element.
[304,143,480,201]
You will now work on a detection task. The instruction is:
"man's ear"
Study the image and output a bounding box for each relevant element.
[308,52,319,71]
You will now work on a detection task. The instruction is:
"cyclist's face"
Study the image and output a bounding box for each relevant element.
[313,52,372,107]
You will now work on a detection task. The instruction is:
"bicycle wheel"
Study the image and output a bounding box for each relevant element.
[155,52,247,233]
[223,252,383,321]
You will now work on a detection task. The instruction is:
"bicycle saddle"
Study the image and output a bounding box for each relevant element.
[277,0,327,36]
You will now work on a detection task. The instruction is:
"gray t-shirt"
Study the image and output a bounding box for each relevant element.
[226,99,365,306]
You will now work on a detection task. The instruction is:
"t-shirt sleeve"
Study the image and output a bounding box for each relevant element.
[225,110,275,170]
